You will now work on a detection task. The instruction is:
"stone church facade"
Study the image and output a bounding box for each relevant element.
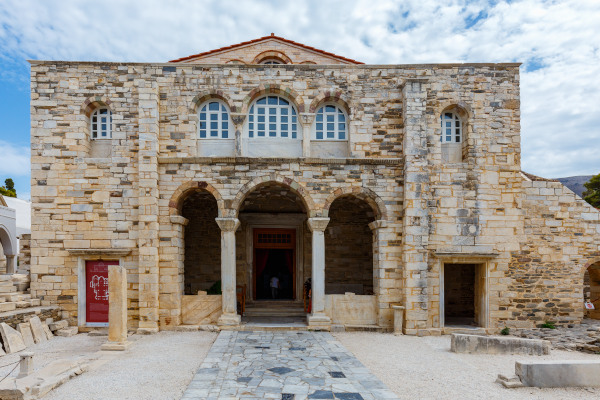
[29,35,600,335]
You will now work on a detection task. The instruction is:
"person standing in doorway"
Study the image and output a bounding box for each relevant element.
[270,275,280,299]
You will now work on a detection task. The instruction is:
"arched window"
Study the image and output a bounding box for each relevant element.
[440,112,462,143]
[199,100,231,139]
[248,96,298,138]
[91,108,112,139]
[315,105,347,140]
[261,59,283,65]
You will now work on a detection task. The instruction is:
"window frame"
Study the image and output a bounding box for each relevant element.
[313,103,348,141]
[90,108,113,140]
[198,99,233,139]
[247,96,299,139]
[440,112,462,143]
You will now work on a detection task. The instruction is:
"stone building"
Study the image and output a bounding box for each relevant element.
[0,194,18,273]
[29,35,600,335]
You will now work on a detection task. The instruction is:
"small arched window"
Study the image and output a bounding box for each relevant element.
[248,96,298,138]
[91,108,112,139]
[261,59,283,65]
[440,112,462,143]
[199,100,231,139]
[315,105,347,140]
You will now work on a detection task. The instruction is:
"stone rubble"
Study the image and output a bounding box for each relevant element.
[515,319,600,354]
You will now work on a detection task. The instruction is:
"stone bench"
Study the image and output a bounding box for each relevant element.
[498,361,600,388]
[451,333,550,355]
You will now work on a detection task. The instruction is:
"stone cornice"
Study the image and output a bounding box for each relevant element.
[67,248,132,256]
[158,157,402,166]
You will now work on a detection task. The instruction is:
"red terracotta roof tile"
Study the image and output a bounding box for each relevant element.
[169,34,363,64]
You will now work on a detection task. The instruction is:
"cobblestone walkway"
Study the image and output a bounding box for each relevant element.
[181,331,399,400]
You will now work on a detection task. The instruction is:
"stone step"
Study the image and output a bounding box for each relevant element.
[244,309,306,317]
[0,302,16,312]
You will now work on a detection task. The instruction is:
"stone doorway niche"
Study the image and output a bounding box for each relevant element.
[253,229,296,300]
[238,182,308,303]
[442,263,487,327]
[181,190,221,295]
[584,262,600,319]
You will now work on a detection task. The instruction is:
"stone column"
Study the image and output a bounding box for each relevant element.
[307,217,331,328]
[101,264,130,350]
[369,219,391,327]
[5,255,16,274]
[300,113,315,157]
[231,113,246,157]
[216,217,241,326]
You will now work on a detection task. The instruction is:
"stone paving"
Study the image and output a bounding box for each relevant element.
[181,331,399,400]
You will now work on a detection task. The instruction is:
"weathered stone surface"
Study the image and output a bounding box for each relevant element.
[42,323,54,340]
[48,320,68,331]
[182,293,222,325]
[17,323,35,347]
[101,264,129,351]
[450,333,550,355]
[0,322,26,353]
[29,316,48,344]
[516,360,600,388]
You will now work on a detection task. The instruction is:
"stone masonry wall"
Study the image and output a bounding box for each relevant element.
[503,180,600,328]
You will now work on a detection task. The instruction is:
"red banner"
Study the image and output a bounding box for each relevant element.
[85,260,118,323]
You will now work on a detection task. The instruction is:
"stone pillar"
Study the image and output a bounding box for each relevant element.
[231,113,246,157]
[216,217,241,326]
[5,255,16,274]
[17,352,34,378]
[369,220,391,327]
[307,217,331,328]
[101,264,130,351]
[392,305,405,335]
[300,113,315,157]
[401,79,431,335]
[136,80,160,334]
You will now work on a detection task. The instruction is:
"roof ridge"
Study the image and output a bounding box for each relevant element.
[169,34,363,64]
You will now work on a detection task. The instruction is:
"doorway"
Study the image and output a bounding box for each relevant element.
[443,263,486,327]
[253,229,295,300]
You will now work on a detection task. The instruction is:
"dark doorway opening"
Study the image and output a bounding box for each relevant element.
[255,248,294,300]
[444,263,476,326]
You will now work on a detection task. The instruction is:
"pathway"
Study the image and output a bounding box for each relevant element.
[181,330,399,400]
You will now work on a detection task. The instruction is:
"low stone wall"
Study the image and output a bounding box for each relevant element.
[0,305,61,329]
[325,293,377,326]
[451,333,550,355]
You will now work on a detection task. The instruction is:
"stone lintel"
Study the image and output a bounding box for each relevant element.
[435,251,499,260]
[67,248,132,256]
[307,217,330,233]
[215,218,240,232]
[169,215,189,226]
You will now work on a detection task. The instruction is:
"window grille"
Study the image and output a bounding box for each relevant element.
[91,108,112,139]
[315,105,347,140]
[248,96,298,139]
[199,101,231,139]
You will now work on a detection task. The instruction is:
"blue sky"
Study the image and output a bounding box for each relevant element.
[1,0,599,200]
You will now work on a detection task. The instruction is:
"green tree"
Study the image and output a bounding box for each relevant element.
[0,178,17,198]
[583,173,600,208]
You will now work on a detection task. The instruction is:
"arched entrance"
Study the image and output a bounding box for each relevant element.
[584,262,600,320]
[0,225,16,274]
[180,190,221,295]
[325,195,375,295]
[236,181,309,318]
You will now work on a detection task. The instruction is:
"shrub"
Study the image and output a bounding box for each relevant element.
[500,327,510,335]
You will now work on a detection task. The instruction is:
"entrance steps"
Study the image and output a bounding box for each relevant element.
[244,301,306,318]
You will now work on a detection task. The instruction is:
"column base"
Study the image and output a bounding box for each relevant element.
[136,327,159,335]
[101,341,132,351]
[307,313,331,330]
[218,312,241,326]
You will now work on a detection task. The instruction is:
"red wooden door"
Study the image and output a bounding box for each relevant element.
[85,260,118,323]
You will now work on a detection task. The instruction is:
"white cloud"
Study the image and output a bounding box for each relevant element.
[0,140,29,177]
[0,0,598,177]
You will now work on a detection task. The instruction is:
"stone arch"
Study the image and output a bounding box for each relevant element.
[190,91,237,113]
[436,101,473,121]
[241,84,305,115]
[168,181,225,217]
[582,257,600,275]
[231,174,317,217]
[225,59,247,65]
[309,91,351,116]
[0,224,16,256]
[252,50,292,65]
[81,96,112,118]
[323,187,388,221]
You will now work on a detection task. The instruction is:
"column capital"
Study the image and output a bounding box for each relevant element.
[215,217,240,232]
[299,112,315,125]
[307,217,330,232]
[368,220,388,231]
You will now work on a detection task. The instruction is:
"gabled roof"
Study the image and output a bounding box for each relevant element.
[169,34,363,64]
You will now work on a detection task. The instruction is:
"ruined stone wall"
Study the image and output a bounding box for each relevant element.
[504,180,600,327]
[18,234,31,272]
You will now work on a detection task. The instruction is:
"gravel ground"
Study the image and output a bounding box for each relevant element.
[335,332,600,400]
[42,331,217,400]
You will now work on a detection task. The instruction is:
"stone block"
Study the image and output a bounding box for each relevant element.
[0,322,27,353]
[42,323,54,340]
[49,320,68,331]
[29,316,48,344]
[516,360,600,388]
[17,323,35,347]
[55,326,78,337]
[451,334,550,355]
